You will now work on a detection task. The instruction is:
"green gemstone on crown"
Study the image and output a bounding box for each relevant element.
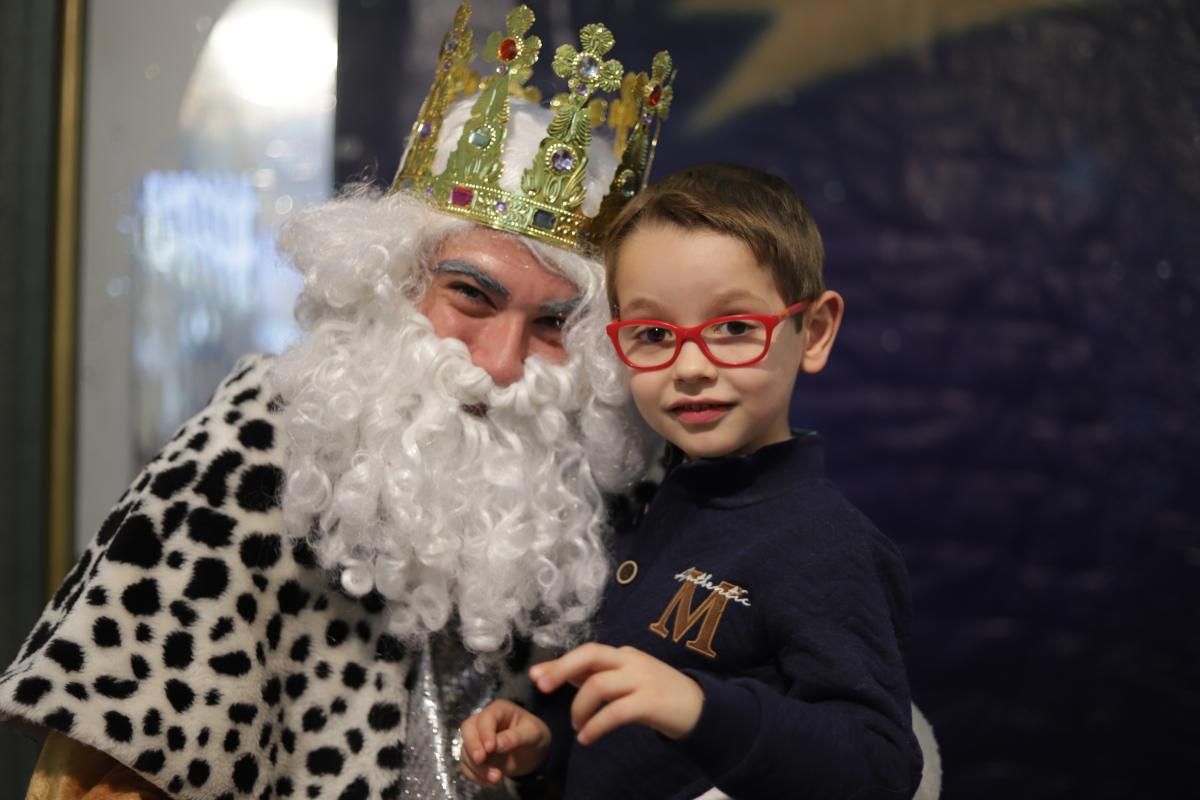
[468,127,492,148]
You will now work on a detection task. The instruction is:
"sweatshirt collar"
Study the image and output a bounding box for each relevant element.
[660,431,826,508]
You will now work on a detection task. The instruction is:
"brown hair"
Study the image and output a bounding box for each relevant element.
[602,163,825,325]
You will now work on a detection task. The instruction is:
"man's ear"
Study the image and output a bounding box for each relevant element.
[800,290,844,374]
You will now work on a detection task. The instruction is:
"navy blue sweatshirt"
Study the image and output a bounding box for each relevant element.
[538,433,922,799]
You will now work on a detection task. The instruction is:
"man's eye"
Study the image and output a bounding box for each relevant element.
[449,282,491,305]
[537,315,566,332]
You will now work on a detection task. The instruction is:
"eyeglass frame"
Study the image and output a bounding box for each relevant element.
[605,300,813,371]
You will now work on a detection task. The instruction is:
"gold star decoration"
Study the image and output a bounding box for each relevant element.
[674,0,1080,133]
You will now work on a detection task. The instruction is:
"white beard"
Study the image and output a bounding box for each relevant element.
[271,306,612,653]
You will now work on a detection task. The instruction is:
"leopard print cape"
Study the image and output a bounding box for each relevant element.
[1,355,522,800]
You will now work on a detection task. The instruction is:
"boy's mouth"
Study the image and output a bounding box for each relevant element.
[669,401,733,425]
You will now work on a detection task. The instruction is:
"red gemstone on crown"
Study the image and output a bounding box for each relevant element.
[648,85,662,106]
[451,186,474,206]
[499,38,518,61]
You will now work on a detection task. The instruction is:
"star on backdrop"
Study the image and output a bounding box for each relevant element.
[673,0,1082,132]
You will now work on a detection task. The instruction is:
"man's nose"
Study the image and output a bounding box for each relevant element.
[471,315,527,386]
[672,339,717,382]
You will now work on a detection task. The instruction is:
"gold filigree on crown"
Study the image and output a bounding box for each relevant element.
[389,2,674,254]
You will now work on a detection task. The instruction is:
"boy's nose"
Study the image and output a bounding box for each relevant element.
[672,340,717,382]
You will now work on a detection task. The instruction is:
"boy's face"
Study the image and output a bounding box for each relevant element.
[612,222,810,460]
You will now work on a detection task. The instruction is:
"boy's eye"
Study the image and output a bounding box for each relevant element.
[709,318,763,338]
[725,321,750,335]
[635,326,674,345]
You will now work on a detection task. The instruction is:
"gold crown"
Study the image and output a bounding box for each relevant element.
[389,2,674,254]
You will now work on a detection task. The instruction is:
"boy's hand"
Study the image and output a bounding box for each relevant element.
[530,643,703,745]
[460,699,552,787]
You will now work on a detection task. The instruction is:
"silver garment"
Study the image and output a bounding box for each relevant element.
[401,633,515,799]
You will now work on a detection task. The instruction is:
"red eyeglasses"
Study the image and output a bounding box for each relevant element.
[606,300,811,371]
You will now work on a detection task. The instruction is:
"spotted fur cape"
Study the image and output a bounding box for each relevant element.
[0,355,501,799]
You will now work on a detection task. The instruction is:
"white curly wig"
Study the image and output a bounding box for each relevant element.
[270,99,657,653]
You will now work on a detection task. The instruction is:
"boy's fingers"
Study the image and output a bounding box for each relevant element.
[570,670,629,732]
[461,750,504,788]
[495,711,534,753]
[460,715,487,765]
[576,695,640,746]
[475,707,500,753]
[531,643,622,692]
[460,755,493,787]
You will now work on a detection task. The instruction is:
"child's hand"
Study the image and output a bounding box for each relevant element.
[459,699,552,788]
[529,643,704,745]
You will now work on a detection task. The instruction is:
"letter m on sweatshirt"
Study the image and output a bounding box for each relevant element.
[648,568,740,658]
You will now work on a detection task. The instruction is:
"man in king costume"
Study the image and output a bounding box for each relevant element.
[0,5,670,797]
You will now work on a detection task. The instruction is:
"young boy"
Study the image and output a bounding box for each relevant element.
[460,163,923,799]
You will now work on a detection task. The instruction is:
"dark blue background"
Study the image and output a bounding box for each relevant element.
[337,1,1200,796]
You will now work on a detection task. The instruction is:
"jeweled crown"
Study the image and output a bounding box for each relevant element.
[389,2,674,254]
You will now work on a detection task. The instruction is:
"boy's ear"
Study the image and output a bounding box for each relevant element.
[800,290,844,374]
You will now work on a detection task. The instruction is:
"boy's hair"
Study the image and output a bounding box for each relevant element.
[602,162,825,323]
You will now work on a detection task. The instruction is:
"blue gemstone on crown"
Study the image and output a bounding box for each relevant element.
[532,210,557,230]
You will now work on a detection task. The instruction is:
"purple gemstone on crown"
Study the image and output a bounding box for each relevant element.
[575,84,588,96]
[495,200,508,213]
[551,149,575,172]
[642,113,653,125]
[450,186,474,206]
[496,64,508,75]
[418,120,432,139]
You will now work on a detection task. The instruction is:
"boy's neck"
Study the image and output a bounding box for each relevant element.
[678,430,797,463]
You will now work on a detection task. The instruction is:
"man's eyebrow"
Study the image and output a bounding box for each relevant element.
[434,258,579,316]
[432,259,510,299]
[540,297,579,317]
